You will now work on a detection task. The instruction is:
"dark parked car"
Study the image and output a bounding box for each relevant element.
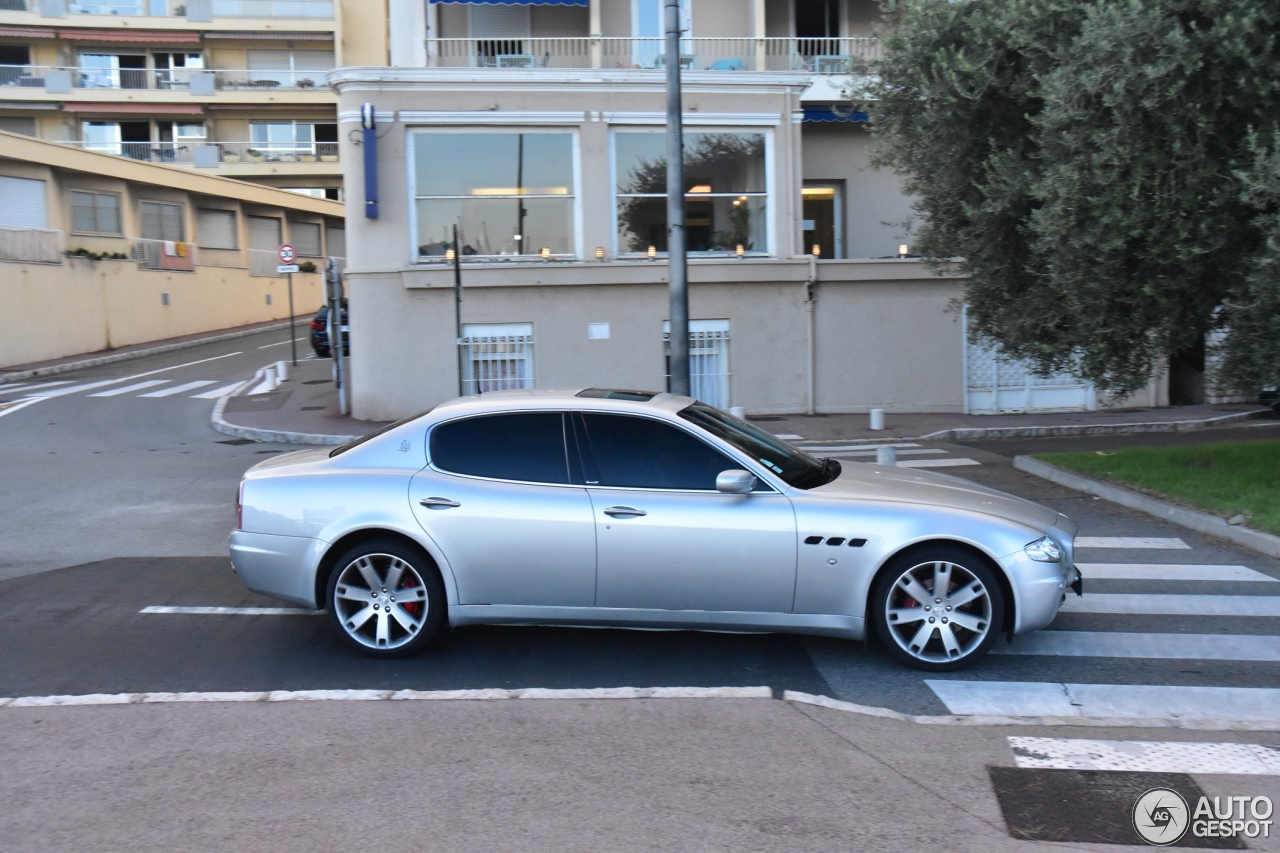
[310,301,348,358]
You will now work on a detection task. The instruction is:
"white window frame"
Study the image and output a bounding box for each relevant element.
[175,122,206,140]
[459,322,535,394]
[609,125,775,258]
[405,127,583,265]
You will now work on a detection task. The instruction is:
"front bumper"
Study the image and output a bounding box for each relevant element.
[229,530,326,609]
[1004,548,1079,635]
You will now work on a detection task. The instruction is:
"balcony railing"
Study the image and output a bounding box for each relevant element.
[7,0,332,16]
[212,69,329,90]
[426,37,880,71]
[54,139,341,166]
[211,0,331,17]
[133,237,196,271]
[0,65,334,91]
[0,226,64,265]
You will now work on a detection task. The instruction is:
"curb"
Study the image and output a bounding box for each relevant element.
[210,365,360,446]
[919,409,1265,441]
[1013,455,1280,559]
[0,320,299,383]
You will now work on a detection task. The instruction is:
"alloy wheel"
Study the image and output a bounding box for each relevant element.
[883,560,993,664]
[332,553,430,650]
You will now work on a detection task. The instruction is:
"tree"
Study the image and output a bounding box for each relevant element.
[866,0,1280,395]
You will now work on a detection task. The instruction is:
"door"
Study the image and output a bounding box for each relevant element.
[410,412,597,607]
[802,182,841,258]
[577,412,797,613]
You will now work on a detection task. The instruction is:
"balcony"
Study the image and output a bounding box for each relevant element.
[0,225,63,264]
[212,69,327,90]
[54,139,340,166]
[425,37,880,72]
[1,0,332,16]
[0,64,334,91]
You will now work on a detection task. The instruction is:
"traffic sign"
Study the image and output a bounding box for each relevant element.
[277,264,300,273]
[277,243,296,264]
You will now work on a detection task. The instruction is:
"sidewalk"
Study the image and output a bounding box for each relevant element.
[213,363,1273,445]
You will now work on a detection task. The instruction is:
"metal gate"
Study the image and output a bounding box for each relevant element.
[664,321,731,409]
[963,307,1095,414]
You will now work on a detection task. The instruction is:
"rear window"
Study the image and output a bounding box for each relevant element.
[431,413,569,484]
[575,388,660,401]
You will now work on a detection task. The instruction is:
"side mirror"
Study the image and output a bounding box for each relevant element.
[716,469,757,494]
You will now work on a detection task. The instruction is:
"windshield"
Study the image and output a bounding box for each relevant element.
[678,402,837,489]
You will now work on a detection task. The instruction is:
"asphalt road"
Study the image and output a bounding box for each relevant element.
[1,331,1278,714]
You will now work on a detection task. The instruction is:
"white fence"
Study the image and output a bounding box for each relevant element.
[963,308,1095,414]
[664,329,731,409]
[459,335,535,395]
[0,226,64,265]
[426,37,880,72]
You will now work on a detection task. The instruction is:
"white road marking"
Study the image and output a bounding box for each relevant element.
[258,338,304,349]
[0,686,774,708]
[0,381,73,394]
[15,352,244,399]
[897,458,981,468]
[140,606,322,615]
[1008,736,1280,775]
[927,680,1280,723]
[1061,593,1280,616]
[24,379,125,397]
[0,398,44,418]
[1076,536,1191,549]
[190,381,248,399]
[798,442,922,451]
[137,380,218,398]
[773,433,804,439]
[1078,563,1278,582]
[995,631,1280,661]
[828,448,947,458]
[88,380,170,397]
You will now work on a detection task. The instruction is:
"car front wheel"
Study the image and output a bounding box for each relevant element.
[326,538,446,657]
[871,545,1005,671]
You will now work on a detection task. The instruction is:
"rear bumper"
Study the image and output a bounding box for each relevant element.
[229,530,325,609]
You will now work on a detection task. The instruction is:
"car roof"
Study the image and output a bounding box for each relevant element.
[429,388,695,418]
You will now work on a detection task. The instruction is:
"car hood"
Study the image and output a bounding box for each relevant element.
[806,461,1061,530]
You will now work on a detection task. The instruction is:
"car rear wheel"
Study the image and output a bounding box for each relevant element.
[326,538,446,658]
[871,545,1005,672]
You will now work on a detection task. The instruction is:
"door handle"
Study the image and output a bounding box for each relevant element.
[419,497,461,509]
[603,505,646,518]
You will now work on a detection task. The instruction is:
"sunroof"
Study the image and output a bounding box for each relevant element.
[575,388,660,401]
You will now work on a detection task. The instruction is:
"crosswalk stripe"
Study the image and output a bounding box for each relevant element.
[828,448,947,458]
[0,381,73,394]
[1007,737,1280,775]
[137,380,218,398]
[190,381,247,400]
[23,379,123,397]
[140,606,322,615]
[898,458,981,468]
[995,631,1280,661]
[1061,593,1280,616]
[926,680,1280,722]
[88,380,170,397]
[1078,563,1278,582]
[1076,536,1190,549]
[798,442,922,451]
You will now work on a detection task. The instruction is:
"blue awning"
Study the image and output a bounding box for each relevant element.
[430,0,587,5]
[802,107,868,122]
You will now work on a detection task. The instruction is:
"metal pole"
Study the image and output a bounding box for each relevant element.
[453,224,464,397]
[664,0,690,397]
[287,272,297,366]
[327,258,347,416]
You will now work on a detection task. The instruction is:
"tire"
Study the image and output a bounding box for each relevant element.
[326,537,446,658]
[870,544,1005,672]
[313,346,330,359]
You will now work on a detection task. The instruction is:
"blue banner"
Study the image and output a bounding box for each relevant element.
[802,106,869,122]
[430,0,587,5]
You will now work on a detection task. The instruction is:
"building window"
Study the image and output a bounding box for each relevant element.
[289,220,322,257]
[664,319,730,409]
[460,323,535,394]
[615,130,768,256]
[71,190,121,235]
[77,53,148,90]
[140,201,184,242]
[153,53,204,90]
[412,131,576,259]
[175,122,206,140]
[246,50,334,88]
[197,208,238,250]
[249,121,337,160]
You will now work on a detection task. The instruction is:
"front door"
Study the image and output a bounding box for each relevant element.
[410,411,597,607]
[576,412,797,613]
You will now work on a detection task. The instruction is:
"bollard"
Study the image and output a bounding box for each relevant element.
[262,365,278,392]
[876,445,897,466]
[275,360,289,382]
[729,406,746,420]
[869,408,885,431]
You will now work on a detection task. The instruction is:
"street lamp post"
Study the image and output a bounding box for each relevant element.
[664,0,690,397]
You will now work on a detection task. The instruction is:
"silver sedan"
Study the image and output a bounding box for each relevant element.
[230,389,1081,671]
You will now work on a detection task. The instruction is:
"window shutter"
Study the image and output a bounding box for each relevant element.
[161,203,183,241]
[246,50,291,72]
[0,117,36,137]
[247,215,282,251]
[292,50,334,72]
[325,223,345,258]
[0,176,47,228]
[71,191,97,233]
[468,4,530,38]
[197,208,237,249]
[97,194,120,234]
[289,220,322,256]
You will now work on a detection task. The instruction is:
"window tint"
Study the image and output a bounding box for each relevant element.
[578,413,734,490]
[431,413,568,484]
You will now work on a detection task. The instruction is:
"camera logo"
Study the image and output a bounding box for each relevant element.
[1133,788,1190,846]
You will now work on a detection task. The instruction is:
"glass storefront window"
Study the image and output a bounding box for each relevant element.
[413,132,576,259]
[614,131,768,255]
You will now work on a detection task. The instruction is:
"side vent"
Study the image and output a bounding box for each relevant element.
[848,538,867,547]
[803,535,824,545]
[826,537,846,546]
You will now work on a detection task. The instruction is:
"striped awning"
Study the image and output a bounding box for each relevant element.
[430,0,587,5]
[58,28,201,43]
[802,106,868,122]
[62,102,204,114]
[204,31,334,40]
[0,26,57,38]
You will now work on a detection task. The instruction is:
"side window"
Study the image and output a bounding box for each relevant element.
[431,413,568,485]
[578,414,734,490]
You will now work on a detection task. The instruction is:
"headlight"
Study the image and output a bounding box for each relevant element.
[1024,536,1062,562]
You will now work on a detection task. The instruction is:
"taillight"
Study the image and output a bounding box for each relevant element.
[310,320,324,331]
[236,480,245,530]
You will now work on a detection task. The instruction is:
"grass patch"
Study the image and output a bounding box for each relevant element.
[1036,439,1280,535]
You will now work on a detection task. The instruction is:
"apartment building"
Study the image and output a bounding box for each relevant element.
[0,0,385,198]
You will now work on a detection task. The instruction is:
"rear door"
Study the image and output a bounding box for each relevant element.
[409,412,597,607]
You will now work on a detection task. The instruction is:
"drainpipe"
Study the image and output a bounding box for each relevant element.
[806,254,816,415]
